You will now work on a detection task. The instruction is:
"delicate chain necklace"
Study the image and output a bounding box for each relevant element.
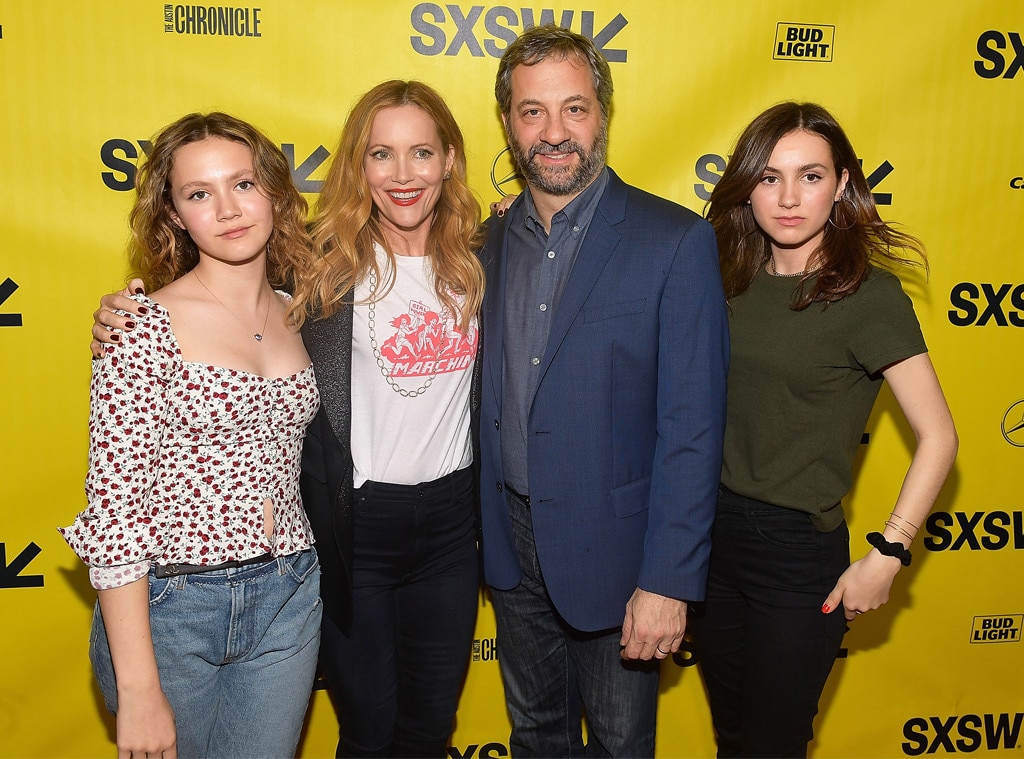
[192,270,272,342]
[768,256,806,278]
[367,269,436,397]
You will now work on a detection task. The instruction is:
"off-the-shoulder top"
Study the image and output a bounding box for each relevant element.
[60,295,319,589]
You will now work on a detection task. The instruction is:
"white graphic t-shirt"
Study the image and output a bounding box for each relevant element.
[350,243,477,487]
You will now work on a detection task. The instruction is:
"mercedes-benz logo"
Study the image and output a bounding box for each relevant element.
[1001,400,1024,447]
[490,146,524,198]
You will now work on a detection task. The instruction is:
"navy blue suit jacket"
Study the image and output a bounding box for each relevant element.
[479,169,729,632]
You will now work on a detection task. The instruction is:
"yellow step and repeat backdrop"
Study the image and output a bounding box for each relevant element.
[1,2,1022,757]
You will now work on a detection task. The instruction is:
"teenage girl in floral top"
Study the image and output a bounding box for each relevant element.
[62,112,321,759]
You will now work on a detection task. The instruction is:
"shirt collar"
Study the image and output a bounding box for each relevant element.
[522,167,610,238]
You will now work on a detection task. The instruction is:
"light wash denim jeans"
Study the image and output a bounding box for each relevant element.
[90,549,322,759]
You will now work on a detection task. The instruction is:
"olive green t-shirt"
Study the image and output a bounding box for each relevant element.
[721,266,927,531]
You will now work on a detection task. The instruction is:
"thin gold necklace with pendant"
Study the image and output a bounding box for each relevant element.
[192,270,272,342]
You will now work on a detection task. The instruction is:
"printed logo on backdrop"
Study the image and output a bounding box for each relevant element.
[490,147,523,199]
[693,156,893,203]
[410,4,627,61]
[163,4,262,36]
[970,615,1022,644]
[1012,177,1024,189]
[0,542,44,589]
[947,283,1024,327]
[0,278,22,327]
[774,23,834,61]
[923,511,1024,551]
[472,636,498,662]
[902,713,1024,755]
[100,139,329,193]
[974,31,1024,79]
[448,742,509,758]
[1001,401,1024,447]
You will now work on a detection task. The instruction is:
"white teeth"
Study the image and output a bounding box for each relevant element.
[389,190,420,200]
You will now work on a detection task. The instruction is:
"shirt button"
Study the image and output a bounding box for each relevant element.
[539,304,548,312]
[531,357,540,366]
[572,225,580,233]
[547,251,556,259]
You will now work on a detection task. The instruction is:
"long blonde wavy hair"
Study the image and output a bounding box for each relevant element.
[291,80,485,331]
[128,112,313,311]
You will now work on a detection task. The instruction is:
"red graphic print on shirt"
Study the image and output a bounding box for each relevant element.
[380,299,477,377]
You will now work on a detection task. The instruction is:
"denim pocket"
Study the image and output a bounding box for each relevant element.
[282,549,320,585]
[148,573,177,607]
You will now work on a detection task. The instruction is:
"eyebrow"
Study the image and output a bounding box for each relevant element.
[763,162,830,173]
[177,168,254,193]
[515,94,592,109]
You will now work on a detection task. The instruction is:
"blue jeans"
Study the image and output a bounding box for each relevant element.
[90,549,322,759]
[318,467,479,758]
[690,487,849,758]
[491,492,659,758]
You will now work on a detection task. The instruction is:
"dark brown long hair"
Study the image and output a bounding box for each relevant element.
[706,102,924,308]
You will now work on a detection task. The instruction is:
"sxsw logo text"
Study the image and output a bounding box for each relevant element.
[163,4,262,36]
[448,742,509,758]
[970,615,1022,644]
[975,31,1024,79]
[693,156,893,203]
[410,4,627,61]
[947,283,1024,327]
[923,511,1024,551]
[472,637,498,662]
[902,713,1023,755]
[774,23,834,61]
[100,139,328,193]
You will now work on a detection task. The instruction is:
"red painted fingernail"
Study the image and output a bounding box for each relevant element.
[133,287,144,294]
[138,306,149,315]
[110,333,120,342]
[821,603,831,614]
[125,321,136,329]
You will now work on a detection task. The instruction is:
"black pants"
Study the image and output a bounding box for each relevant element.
[319,467,479,758]
[691,487,849,758]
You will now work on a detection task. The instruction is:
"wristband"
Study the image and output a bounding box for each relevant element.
[866,531,912,566]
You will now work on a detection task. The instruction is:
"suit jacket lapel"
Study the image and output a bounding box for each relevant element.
[301,302,353,450]
[482,206,516,412]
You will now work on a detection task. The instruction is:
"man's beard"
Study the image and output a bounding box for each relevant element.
[507,122,608,197]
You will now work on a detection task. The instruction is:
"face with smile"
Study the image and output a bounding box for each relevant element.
[168,136,274,265]
[364,104,455,253]
[503,56,607,201]
[749,129,849,268]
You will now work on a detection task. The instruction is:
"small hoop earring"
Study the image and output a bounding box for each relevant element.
[827,195,855,230]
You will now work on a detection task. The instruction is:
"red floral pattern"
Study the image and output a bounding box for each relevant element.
[60,297,319,589]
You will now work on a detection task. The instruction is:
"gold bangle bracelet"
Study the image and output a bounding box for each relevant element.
[888,512,920,531]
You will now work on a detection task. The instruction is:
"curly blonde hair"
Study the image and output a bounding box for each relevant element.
[290,81,485,331]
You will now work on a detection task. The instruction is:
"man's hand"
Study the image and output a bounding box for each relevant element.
[620,588,687,661]
[90,278,147,358]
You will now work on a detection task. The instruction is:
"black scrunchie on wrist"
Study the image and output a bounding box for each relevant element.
[866,532,912,566]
